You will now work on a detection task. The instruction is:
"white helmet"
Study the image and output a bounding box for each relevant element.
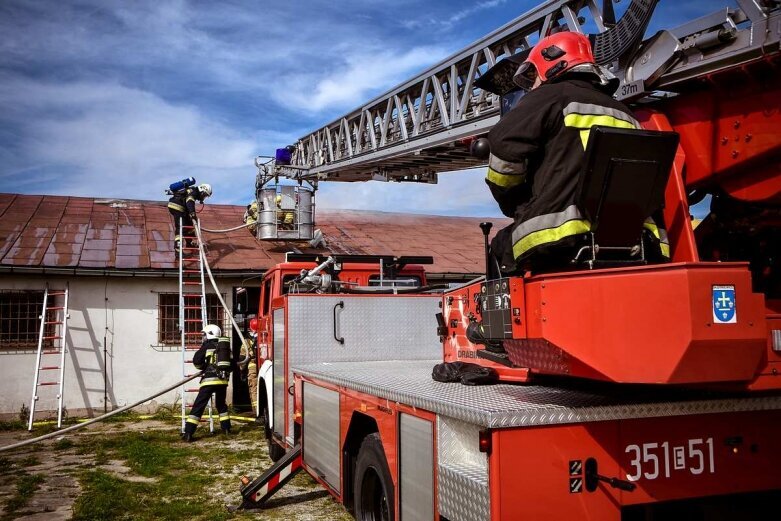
[202,324,221,339]
[198,183,212,198]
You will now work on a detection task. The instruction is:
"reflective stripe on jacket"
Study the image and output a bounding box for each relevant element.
[168,187,202,215]
[486,78,645,262]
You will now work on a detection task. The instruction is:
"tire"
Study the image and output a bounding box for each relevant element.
[353,433,394,521]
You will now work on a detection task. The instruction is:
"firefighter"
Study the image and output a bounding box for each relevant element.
[243,200,259,236]
[183,324,232,442]
[239,318,259,418]
[275,195,295,230]
[167,182,212,254]
[485,31,668,274]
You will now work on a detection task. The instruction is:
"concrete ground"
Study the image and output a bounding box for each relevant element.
[0,418,352,520]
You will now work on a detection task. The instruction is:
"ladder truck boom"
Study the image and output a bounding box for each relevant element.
[279,0,779,186]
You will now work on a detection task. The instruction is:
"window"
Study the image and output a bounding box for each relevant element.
[261,278,272,316]
[157,293,226,346]
[0,290,50,350]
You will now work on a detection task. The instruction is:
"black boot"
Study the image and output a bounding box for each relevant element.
[182,431,195,443]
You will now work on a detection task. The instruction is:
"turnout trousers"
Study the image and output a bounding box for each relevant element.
[184,384,231,435]
[168,210,195,252]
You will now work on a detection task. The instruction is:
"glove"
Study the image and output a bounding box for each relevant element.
[189,212,197,221]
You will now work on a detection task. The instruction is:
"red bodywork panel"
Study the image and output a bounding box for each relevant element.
[659,55,781,204]
[492,410,781,520]
[447,263,775,386]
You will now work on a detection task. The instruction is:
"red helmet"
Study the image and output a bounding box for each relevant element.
[513,32,595,90]
[249,317,258,332]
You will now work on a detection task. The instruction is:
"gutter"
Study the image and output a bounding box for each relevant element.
[0,265,479,282]
[0,265,264,279]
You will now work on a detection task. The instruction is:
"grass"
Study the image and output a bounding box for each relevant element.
[1,471,44,520]
[73,470,209,521]
[0,415,352,521]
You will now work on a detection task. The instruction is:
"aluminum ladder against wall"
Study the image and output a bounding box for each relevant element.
[179,219,214,433]
[28,283,70,431]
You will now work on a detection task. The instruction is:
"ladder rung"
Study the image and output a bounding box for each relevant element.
[40,366,60,370]
[38,382,59,386]
[183,319,204,323]
[42,350,61,354]
[185,347,200,351]
[47,307,65,310]
[181,246,200,250]
[182,293,203,297]
[182,282,202,285]
[44,321,63,325]
[182,306,203,310]
[48,291,67,296]
[42,335,61,340]
[183,269,201,273]
[185,388,200,392]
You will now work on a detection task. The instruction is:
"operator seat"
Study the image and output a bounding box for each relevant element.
[573,126,680,268]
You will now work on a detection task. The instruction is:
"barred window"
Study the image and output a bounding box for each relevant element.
[158,293,226,346]
[0,290,52,350]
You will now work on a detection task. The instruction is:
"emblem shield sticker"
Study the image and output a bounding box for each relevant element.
[713,285,737,324]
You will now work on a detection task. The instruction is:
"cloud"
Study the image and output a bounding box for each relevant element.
[317,168,501,217]
[278,45,449,113]
[402,0,508,30]
[0,74,258,202]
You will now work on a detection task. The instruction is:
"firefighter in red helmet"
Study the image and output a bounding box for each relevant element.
[485,31,668,274]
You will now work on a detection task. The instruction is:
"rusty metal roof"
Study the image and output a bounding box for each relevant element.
[0,193,508,276]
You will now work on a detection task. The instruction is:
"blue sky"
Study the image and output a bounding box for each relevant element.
[1,0,719,217]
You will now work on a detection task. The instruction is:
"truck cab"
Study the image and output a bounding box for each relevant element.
[253,254,434,459]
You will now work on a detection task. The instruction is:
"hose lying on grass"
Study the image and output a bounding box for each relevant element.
[0,372,201,453]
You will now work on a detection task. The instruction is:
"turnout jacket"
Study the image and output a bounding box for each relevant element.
[167,186,205,216]
[486,78,667,264]
[192,336,233,387]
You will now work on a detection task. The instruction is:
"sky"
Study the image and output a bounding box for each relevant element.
[0,0,720,218]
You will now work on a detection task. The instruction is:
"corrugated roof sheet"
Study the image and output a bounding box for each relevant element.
[0,193,509,275]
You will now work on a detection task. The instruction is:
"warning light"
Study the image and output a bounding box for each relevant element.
[479,429,492,454]
[275,147,293,165]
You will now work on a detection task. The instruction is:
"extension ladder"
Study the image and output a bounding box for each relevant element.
[28,283,69,430]
[179,219,214,433]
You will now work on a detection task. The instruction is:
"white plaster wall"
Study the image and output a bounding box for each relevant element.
[0,274,239,417]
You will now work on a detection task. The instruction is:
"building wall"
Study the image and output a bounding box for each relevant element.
[0,274,243,418]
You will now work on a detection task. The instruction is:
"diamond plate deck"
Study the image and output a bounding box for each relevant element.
[294,360,781,428]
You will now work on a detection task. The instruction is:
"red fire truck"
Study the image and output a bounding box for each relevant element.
[239,0,781,519]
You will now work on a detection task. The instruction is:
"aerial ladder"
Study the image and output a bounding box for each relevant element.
[240,0,781,515]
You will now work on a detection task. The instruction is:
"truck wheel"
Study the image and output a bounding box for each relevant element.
[353,433,394,521]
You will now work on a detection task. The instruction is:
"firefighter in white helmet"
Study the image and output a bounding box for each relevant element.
[167,182,212,255]
[182,323,233,442]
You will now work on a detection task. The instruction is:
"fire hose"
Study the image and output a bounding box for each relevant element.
[200,222,253,233]
[0,372,201,453]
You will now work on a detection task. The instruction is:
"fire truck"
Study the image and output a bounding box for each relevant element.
[239,0,781,519]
